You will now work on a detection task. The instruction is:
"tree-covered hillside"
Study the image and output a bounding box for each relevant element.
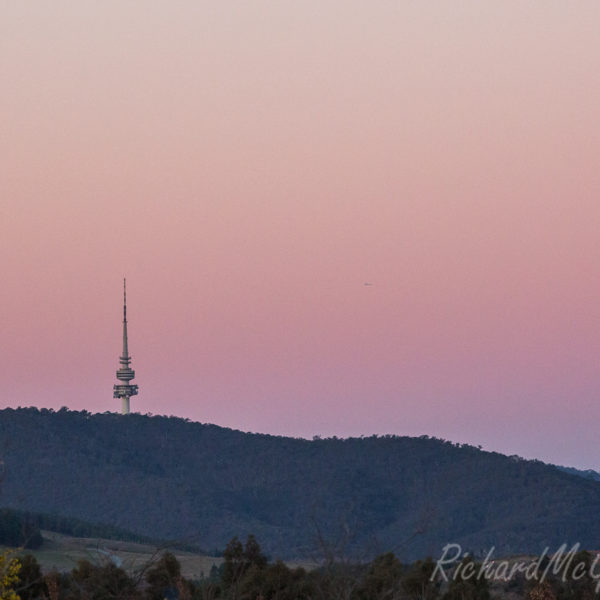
[1,407,599,560]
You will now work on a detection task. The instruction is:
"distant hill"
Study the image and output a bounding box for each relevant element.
[556,465,600,482]
[1,407,600,560]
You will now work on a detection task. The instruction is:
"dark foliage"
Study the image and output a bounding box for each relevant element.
[526,550,600,600]
[15,553,45,600]
[11,538,600,600]
[442,558,490,600]
[145,552,185,600]
[0,507,158,550]
[28,512,155,546]
[0,509,43,549]
[2,407,600,559]
[70,558,139,600]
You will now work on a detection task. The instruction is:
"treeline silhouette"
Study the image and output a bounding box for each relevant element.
[0,508,163,550]
[11,536,600,600]
[0,509,43,549]
[2,407,600,560]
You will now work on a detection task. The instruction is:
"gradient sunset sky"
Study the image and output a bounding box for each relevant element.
[3,2,600,468]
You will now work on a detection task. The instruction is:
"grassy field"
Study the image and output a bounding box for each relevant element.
[10,531,223,581]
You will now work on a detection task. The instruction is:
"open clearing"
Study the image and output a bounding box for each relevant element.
[12,531,223,581]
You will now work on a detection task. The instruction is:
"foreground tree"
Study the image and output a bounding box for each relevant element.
[221,535,268,599]
[15,554,44,600]
[70,558,138,600]
[528,582,557,600]
[402,557,440,600]
[145,552,187,600]
[354,552,403,600]
[0,552,20,600]
[442,558,489,600]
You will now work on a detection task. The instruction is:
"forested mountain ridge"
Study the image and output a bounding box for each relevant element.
[1,407,599,560]
[556,465,600,482]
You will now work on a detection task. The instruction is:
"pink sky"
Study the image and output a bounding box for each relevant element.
[2,2,600,469]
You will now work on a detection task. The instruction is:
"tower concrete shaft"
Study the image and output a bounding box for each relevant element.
[113,278,138,414]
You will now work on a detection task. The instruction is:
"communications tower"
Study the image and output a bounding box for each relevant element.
[113,279,138,414]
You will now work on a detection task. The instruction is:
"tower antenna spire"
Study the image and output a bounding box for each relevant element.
[114,278,138,414]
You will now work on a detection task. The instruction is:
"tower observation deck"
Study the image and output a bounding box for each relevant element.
[113,279,138,414]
